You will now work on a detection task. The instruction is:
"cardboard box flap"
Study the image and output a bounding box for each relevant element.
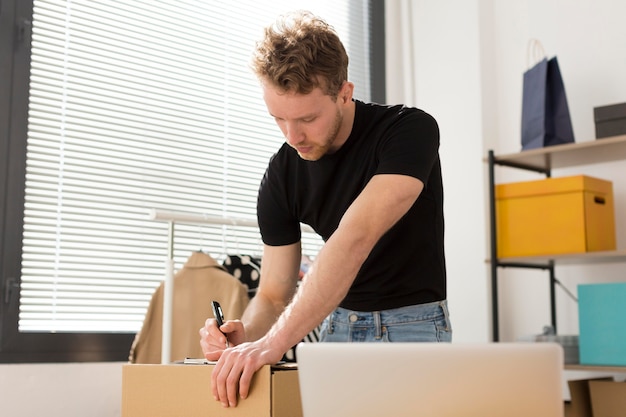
[567,377,613,417]
[588,380,626,417]
[271,368,303,417]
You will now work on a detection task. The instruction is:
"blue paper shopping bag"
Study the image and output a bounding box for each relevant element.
[521,41,575,150]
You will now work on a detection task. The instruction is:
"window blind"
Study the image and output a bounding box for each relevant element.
[21,0,371,332]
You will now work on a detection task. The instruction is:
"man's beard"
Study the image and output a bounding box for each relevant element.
[297,109,343,161]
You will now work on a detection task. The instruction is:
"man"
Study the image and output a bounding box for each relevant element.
[199,10,451,408]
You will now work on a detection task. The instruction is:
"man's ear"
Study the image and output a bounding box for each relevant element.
[340,82,354,104]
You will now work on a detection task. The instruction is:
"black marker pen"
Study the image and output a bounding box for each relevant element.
[211,300,229,347]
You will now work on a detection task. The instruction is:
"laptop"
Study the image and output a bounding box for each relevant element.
[296,342,563,417]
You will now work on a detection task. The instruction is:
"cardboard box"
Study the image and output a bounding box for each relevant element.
[578,283,626,366]
[567,377,612,417]
[122,363,301,417]
[588,380,626,417]
[495,175,616,257]
[594,102,626,139]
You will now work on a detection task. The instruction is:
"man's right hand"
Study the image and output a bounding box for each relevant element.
[199,318,246,361]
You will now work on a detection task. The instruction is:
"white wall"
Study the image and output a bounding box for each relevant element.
[3,1,626,415]
[386,0,491,344]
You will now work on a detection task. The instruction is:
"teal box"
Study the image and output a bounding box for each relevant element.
[578,283,626,366]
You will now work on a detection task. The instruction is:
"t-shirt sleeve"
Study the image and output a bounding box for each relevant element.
[256,153,302,246]
[375,108,440,184]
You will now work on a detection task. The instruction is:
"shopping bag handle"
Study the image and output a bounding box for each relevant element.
[527,38,546,68]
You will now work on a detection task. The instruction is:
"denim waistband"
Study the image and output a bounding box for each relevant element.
[323,300,451,340]
[329,300,450,326]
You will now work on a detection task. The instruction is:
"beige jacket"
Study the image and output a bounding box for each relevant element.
[129,251,250,363]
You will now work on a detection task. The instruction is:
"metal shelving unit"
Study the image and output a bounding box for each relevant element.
[487,135,626,344]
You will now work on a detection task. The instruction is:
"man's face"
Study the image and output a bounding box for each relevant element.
[263,83,352,161]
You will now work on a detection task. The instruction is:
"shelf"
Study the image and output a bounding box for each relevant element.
[494,249,626,266]
[565,364,626,373]
[486,137,626,342]
[492,134,626,171]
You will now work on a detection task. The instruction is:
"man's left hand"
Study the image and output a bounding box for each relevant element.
[210,337,284,408]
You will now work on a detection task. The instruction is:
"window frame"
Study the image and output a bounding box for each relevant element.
[0,0,385,363]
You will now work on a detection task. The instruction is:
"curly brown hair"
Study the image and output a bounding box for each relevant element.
[251,10,349,99]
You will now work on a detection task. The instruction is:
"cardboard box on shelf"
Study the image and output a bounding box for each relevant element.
[588,380,626,417]
[121,362,301,417]
[594,102,626,139]
[495,175,616,258]
[567,377,612,417]
[578,283,626,367]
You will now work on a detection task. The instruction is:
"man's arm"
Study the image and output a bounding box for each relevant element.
[240,242,302,341]
[264,174,424,352]
[211,173,424,407]
[199,242,301,358]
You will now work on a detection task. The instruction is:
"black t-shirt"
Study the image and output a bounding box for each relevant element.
[257,100,446,311]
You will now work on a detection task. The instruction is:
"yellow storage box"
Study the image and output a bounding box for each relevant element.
[496,175,616,258]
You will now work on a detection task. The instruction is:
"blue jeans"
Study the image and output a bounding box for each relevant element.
[318,300,452,343]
